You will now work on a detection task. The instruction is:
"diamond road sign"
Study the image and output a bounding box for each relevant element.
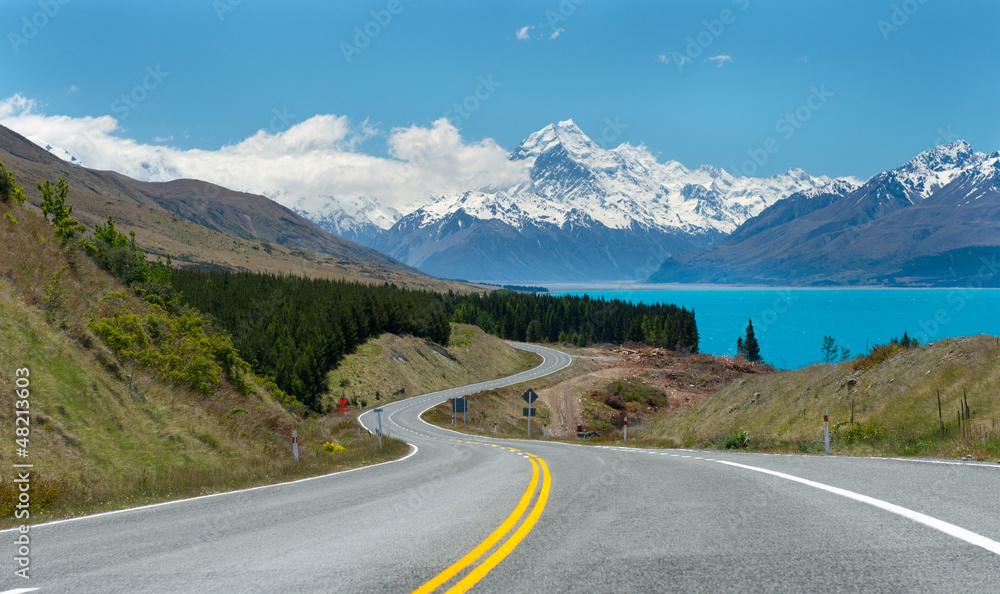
[522,389,538,405]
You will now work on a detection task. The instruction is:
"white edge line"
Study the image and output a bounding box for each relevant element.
[408,343,573,441]
[0,444,419,534]
[716,459,1000,557]
[0,588,41,594]
[3,346,563,533]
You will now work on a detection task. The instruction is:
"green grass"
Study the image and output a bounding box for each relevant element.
[324,324,538,410]
[0,200,416,528]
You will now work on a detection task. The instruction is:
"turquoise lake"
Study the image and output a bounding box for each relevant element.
[551,287,1000,369]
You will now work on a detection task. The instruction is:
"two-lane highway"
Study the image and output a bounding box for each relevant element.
[5,343,1000,592]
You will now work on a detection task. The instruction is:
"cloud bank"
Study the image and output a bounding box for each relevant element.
[0,95,528,217]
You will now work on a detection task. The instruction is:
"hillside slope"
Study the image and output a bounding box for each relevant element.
[325,324,538,410]
[1,124,480,292]
[0,194,409,526]
[649,336,1000,458]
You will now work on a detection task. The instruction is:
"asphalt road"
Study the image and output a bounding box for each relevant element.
[5,343,1000,593]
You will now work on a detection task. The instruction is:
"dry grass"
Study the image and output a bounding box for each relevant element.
[421,355,594,439]
[0,200,413,528]
[324,325,538,410]
[646,335,1000,459]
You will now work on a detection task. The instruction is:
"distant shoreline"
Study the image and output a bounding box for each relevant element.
[474,282,1000,292]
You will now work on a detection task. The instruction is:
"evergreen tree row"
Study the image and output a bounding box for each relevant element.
[171,269,451,411]
[449,291,699,351]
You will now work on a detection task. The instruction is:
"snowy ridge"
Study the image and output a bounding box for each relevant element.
[938,151,1000,205]
[408,120,852,235]
[894,140,987,198]
[38,141,85,168]
[296,195,404,245]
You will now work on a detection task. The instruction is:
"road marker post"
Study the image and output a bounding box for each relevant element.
[543,423,547,438]
[374,407,384,449]
[522,389,538,436]
[624,415,628,442]
[493,421,497,435]
[823,409,829,454]
[292,430,299,463]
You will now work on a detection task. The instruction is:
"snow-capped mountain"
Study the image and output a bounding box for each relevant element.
[649,141,1000,286]
[39,141,85,167]
[372,120,851,281]
[893,140,986,199]
[297,195,403,247]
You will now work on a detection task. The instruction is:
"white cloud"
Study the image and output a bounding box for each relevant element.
[67,85,78,94]
[515,26,532,41]
[550,28,564,39]
[657,54,690,66]
[0,94,529,217]
[153,135,174,143]
[707,54,733,67]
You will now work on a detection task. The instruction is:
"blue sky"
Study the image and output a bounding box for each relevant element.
[1,0,997,186]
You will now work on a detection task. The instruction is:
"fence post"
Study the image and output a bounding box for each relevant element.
[823,409,829,455]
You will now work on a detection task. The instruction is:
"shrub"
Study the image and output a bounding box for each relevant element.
[88,292,253,396]
[0,161,27,205]
[852,343,903,371]
[723,428,750,449]
[593,379,667,410]
[323,442,345,454]
[840,419,886,445]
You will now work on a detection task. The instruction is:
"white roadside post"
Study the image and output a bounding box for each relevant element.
[374,407,384,449]
[824,409,830,454]
[493,421,497,435]
[624,415,628,442]
[292,430,299,463]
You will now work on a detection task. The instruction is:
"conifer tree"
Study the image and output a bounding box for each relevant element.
[739,318,762,363]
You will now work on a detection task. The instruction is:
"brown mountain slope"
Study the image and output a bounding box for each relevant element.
[0,124,478,292]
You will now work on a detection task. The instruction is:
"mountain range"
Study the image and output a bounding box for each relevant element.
[343,121,847,281]
[0,124,479,292]
[649,141,1000,286]
[13,117,1000,287]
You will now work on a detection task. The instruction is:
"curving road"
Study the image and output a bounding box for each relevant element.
[5,343,1000,593]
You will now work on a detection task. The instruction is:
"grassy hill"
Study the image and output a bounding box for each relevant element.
[0,124,482,293]
[325,325,539,409]
[0,190,411,528]
[647,336,1000,459]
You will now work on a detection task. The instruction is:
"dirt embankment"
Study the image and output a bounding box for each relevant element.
[537,345,773,438]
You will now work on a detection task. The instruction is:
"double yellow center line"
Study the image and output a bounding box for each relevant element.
[412,444,551,594]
